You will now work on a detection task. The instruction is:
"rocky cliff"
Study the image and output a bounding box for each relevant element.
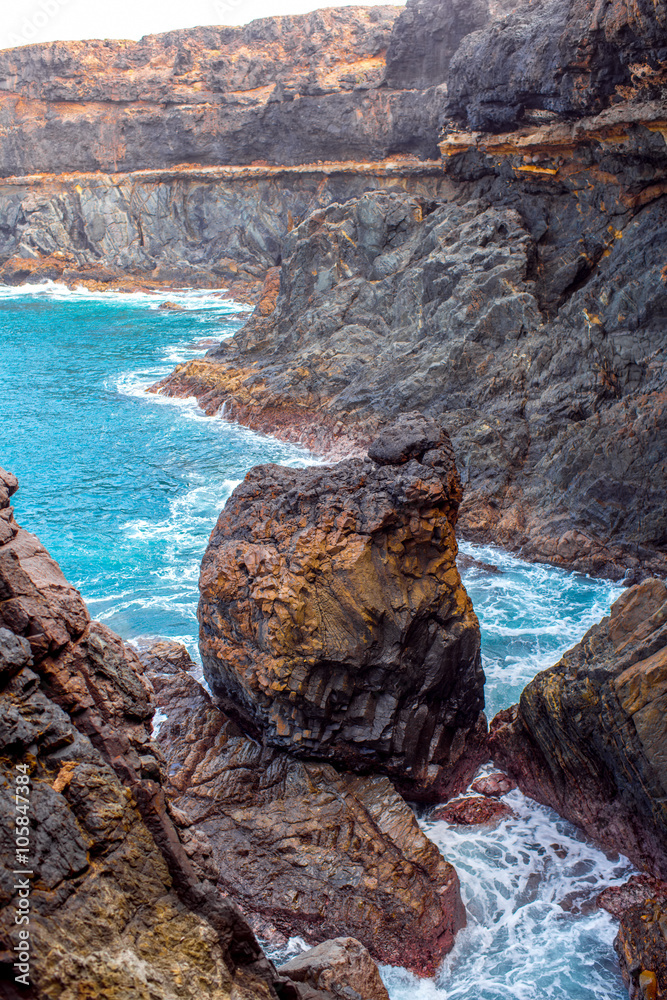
[0,1,665,572]
[140,639,467,976]
[0,467,294,999]
[1,467,406,999]
[0,7,457,176]
[198,415,486,802]
[489,578,667,879]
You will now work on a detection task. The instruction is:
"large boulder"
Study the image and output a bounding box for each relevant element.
[489,579,667,877]
[0,469,293,1000]
[198,417,486,802]
[141,640,467,976]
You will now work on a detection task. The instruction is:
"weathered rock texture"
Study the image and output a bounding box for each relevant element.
[0,164,445,297]
[598,875,667,1000]
[159,104,667,579]
[0,8,460,176]
[0,468,296,1000]
[140,639,466,977]
[445,0,667,131]
[489,579,667,878]
[278,939,390,1000]
[198,416,486,801]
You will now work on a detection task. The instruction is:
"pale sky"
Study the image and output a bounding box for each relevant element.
[3,0,403,50]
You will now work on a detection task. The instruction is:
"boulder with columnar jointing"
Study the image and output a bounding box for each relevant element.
[199,414,486,802]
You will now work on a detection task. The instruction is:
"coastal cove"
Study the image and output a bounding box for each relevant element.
[1,285,634,999]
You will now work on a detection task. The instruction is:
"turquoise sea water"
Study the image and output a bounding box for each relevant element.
[1,285,631,1000]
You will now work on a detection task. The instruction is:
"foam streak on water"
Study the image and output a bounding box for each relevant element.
[2,285,632,999]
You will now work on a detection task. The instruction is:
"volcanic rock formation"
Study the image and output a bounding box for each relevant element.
[198,415,486,802]
[278,938,391,1000]
[140,639,466,976]
[598,875,667,1000]
[489,578,667,878]
[0,466,304,1000]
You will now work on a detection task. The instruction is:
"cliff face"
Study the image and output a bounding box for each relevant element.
[489,579,667,879]
[0,7,460,175]
[0,165,448,295]
[0,468,295,1000]
[157,114,667,579]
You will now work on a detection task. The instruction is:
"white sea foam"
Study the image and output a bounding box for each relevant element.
[380,780,633,1000]
[0,279,251,312]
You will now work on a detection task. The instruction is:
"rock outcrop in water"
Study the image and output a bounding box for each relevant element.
[489,579,667,879]
[140,639,466,976]
[1,0,666,579]
[0,466,312,1000]
[198,415,486,802]
[598,875,667,1000]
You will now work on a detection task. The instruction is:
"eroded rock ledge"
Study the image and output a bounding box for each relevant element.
[140,638,466,976]
[489,578,667,879]
[199,415,486,802]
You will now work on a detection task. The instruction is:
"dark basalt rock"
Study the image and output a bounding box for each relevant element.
[598,876,667,1000]
[198,420,487,802]
[383,0,497,90]
[446,0,667,131]
[489,579,667,878]
[140,640,467,976]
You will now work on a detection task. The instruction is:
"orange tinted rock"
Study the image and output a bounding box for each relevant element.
[199,417,486,802]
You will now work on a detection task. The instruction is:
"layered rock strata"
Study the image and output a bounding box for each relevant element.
[0,163,447,297]
[0,467,297,999]
[158,108,667,579]
[598,876,667,1000]
[489,579,667,878]
[198,415,486,801]
[140,639,466,976]
[0,8,454,176]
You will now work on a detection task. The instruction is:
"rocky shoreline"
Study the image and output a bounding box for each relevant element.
[1,0,667,995]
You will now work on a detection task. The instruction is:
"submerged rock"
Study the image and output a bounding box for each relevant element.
[431,796,515,826]
[279,938,390,1000]
[0,469,294,1000]
[489,579,667,878]
[199,417,486,802]
[598,876,667,1000]
[141,640,467,976]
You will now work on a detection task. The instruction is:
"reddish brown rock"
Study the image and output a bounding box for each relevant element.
[598,876,667,1000]
[471,772,516,797]
[490,579,667,877]
[0,469,294,1000]
[199,416,487,802]
[431,796,515,826]
[141,639,467,977]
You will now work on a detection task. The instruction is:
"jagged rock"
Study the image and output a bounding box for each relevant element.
[198,419,486,802]
[446,0,667,131]
[598,876,667,1000]
[0,469,295,1000]
[431,795,515,825]
[279,938,390,1000]
[489,579,667,877]
[0,8,457,176]
[158,130,667,579]
[384,0,501,90]
[140,640,467,976]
